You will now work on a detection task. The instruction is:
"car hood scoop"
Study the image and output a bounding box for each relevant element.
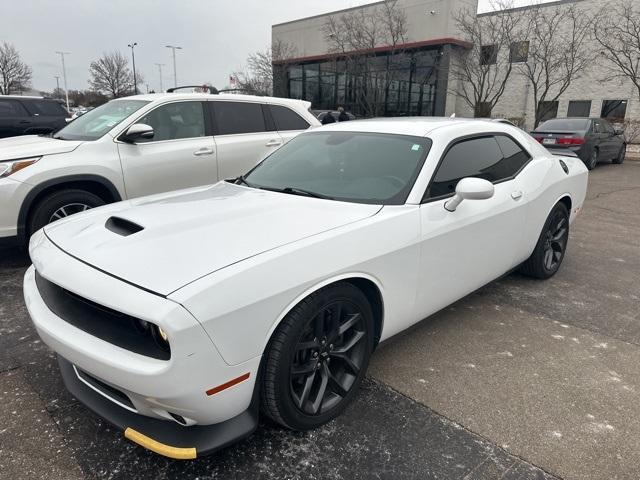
[44,182,381,296]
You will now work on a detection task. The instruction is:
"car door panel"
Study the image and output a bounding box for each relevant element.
[416,180,524,319]
[214,133,283,180]
[414,134,529,321]
[118,101,217,198]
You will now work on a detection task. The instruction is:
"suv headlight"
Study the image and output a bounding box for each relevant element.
[0,156,41,178]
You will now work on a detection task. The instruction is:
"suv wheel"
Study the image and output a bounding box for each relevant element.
[28,189,106,236]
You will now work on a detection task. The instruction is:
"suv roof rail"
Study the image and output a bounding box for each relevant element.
[166,85,219,94]
[165,85,263,96]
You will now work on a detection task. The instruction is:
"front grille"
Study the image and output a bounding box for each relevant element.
[76,367,136,411]
[35,271,170,360]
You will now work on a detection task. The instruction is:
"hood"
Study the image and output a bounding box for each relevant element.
[44,182,381,296]
[0,135,83,161]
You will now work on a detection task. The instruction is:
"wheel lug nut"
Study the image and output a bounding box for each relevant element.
[329,344,333,349]
[313,352,318,358]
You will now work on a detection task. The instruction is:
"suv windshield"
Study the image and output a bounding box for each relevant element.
[54,99,149,141]
[242,131,432,205]
[536,119,590,132]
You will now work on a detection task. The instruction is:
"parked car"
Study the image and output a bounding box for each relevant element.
[0,92,318,247]
[0,95,69,138]
[531,117,626,170]
[24,118,587,458]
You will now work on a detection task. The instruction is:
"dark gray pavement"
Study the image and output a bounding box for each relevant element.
[1,161,638,479]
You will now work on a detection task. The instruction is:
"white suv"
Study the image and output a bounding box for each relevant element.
[0,92,318,247]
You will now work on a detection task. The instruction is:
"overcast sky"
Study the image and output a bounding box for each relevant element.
[1,0,553,93]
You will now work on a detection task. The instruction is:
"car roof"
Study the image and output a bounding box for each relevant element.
[123,92,311,110]
[311,117,512,137]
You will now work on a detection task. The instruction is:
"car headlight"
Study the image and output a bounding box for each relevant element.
[133,318,170,352]
[0,156,41,178]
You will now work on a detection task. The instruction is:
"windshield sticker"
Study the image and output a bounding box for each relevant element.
[412,144,421,151]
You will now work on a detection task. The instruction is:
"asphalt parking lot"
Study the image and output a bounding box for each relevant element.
[1,160,639,480]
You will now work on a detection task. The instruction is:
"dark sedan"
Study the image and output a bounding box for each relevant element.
[531,118,626,170]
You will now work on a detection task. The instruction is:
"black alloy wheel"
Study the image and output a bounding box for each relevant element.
[520,202,570,279]
[261,282,374,430]
[289,300,367,415]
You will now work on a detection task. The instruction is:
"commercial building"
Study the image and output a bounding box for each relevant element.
[272,0,637,130]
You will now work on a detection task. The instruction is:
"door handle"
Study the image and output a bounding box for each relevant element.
[265,139,283,147]
[193,147,214,156]
[511,190,523,200]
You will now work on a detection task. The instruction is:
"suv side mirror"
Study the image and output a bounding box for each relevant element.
[444,177,495,212]
[122,123,154,143]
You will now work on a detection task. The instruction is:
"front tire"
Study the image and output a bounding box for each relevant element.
[520,202,570,279]
[261,282,374,430]
[613,145,626,164]
[28,189,106,235]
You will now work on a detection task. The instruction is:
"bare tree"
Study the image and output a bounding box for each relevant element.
[450,2,520,117]
[517,3,594,127]
[88,51,140,98]
[233,40,298,96]
[593,0,640,103]
[0,42,32,95]
[322,0,408,117]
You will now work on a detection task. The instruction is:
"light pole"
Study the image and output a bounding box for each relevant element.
[154,63,165,92]
[165,45,182,88]
[54,75,60,93]
[55,51,70,112]
[128,42,138,94]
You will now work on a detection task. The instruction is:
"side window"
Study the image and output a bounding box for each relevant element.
[213,101,266,135]
[494,135,531,177]
[27,100,68,116]
[427,135,529,200]
[269,105,310,131]
[0,99,28,118]
[136,101,205,142]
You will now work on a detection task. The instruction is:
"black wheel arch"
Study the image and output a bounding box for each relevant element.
[18,174,123,242]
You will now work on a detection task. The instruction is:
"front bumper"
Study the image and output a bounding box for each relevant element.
[24,232,263,457]
[58,356,258,459]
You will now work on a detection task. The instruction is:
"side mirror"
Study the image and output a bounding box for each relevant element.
[122,123,154,143]
[444,177,494,212]
[614,126,624,136]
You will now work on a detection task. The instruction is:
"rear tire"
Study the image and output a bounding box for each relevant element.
[261,282,374,430]
[520,202,570,279]
[28,189,105,236]
[586,149,598,170]
[613,145,626,164]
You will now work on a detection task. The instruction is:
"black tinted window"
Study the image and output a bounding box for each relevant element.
[28,100,68,116]
[428,136,527,199]
[0,99,28,118]
[269,105,309,131]
[214,101,265,135]
[567,100,591,117]
[495,135,530,176]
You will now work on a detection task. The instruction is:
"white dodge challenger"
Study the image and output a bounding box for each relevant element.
[24,118,588,459]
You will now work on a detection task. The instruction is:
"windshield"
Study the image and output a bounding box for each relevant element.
[536,119,590,132]
[243,132,432,205]
[54,99,149,141]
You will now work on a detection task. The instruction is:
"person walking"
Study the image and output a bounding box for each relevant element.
[337,106,350,122]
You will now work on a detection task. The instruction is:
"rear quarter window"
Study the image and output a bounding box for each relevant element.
[269,105,310,131]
